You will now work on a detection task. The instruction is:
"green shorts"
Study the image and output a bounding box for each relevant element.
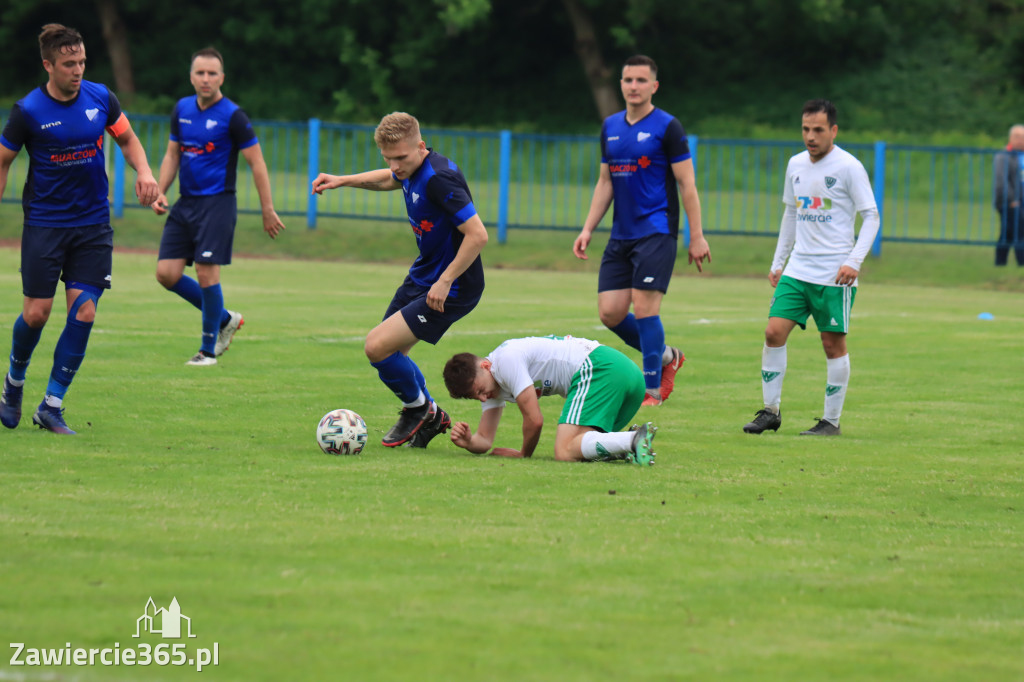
[769,275,856,333]
[560,346,646,432]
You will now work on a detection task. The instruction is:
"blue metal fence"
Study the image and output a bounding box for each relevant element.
[0,111,1008,253]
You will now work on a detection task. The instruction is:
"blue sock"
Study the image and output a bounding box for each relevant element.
[9,314,44,382]
[609,313,642,352]
[200,284,225,355]
[371,352,424,405]
[173,276,231,328]
[169,275,203,310]
[411,360,432,405]
[46,318,93,399]
[636,315,666,391]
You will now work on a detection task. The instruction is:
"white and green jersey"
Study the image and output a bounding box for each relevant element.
[482,335,600,411]
[773,145,878,286]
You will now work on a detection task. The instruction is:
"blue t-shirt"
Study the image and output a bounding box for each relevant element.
[0,81,122,227]
[600,107,691,239]
[399,149,483,296]
[169,96,257,196]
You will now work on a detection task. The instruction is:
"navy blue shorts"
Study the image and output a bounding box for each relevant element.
[20,223,114,299]
[597,232,678,293]
[158,194,237,266]
[384,276,482,345]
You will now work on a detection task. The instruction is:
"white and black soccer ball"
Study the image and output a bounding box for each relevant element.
[316,408,368,455]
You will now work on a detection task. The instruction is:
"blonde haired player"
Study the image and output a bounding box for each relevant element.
[312,112,488,448]
[743,99,880,436]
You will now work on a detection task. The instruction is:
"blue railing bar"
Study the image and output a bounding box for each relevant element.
[497,130,511,244]
[307,117,320,228]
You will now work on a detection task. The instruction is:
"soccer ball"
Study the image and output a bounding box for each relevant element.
[316,409,368,455]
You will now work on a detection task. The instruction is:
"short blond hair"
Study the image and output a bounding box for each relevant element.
[374,112,421,147]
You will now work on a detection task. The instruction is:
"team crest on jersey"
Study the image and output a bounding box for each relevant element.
[85,108,99,121]
[412,192,420,204]
[637,131,651,142]
[825,176,837,189]
[206,119,218,130]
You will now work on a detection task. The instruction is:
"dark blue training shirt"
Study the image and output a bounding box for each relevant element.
[170,96,257,196]
[1,80,123,228]
[600,107,691,240]
[398,149,483,297]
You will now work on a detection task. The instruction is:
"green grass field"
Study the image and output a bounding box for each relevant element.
[0,241,1021,681]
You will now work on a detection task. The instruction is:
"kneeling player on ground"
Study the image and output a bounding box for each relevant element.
[443,335,656,464]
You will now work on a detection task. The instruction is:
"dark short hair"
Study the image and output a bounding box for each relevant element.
[191,47,224,70]
[443,353,482,399]
[623,54,658,77]
[802,99,837,127]
[39,23,83,64]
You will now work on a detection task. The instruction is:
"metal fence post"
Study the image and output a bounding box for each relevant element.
[307,117,321,229]
[872,140,886,257]
[685,134,697,246]
[113,141,126,219]
[497,130,511,244]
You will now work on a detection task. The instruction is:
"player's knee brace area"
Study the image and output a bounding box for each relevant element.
[68,284,103,322]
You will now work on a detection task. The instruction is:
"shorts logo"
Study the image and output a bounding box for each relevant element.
[202,251,213,258]
[104,275,112,281]
[417,315,427,324]
[825,384,842,396]
[825,176,837,189]
[637,131,651,142]
[643,276,654,283]
[85,108,99,121]
[830,317,838,326]
[206,120,218,130]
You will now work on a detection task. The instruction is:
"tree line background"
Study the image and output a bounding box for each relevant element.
[2,0,1024,143]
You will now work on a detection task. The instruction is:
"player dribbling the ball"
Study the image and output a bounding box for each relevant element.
[311,112,487,449]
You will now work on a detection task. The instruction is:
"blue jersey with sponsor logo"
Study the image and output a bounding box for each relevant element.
[600,107,691,240]
[399,149,483,296]
[0,81,122,227]
[169,96,257,196]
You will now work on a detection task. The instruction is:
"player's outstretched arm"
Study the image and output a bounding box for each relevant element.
[507,387,542,459]
[426,215,488,313]
[0,146,17,199]
[450,406,503,454]
[241,143,286,239]
[673,158,711,272]
[311,168,399,194]
[152,140,181,215]
[114,125,159,206]
[574,164,613,260]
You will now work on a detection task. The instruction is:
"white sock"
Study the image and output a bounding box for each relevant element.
[661,346,673,365]
[761,344,787,411]
[581,431,635,461]
[402,392,427,409]
[7,374,25,388]
[45,394,62,408]
[823,354,850,426]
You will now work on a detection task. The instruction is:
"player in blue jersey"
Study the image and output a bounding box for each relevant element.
[0,24,159,435]
[312,112,488,448]
[151,47,285,366]
[573,55,711,406]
